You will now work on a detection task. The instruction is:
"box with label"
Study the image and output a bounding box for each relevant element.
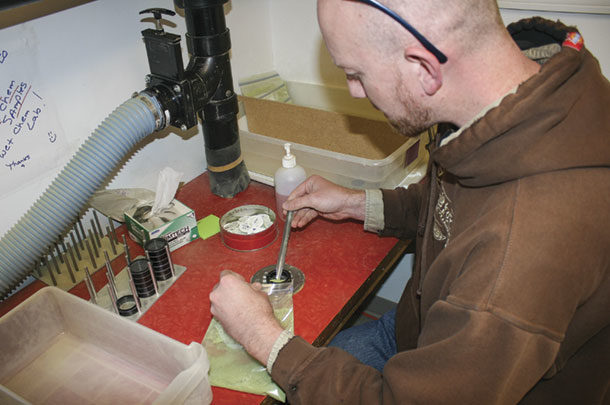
[125,199,199,251]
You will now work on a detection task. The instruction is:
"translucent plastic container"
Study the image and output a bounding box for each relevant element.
[0,287,212,405]
[240,129,425,189]
[238,96,429,189]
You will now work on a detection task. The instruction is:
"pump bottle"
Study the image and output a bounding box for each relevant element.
[274,143,306,220]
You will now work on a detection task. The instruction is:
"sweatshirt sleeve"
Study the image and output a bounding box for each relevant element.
[270,301,561,405]
[378,178,428,239]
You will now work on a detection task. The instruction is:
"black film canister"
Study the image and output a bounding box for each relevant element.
[144,238,174,281]
[129,258,155,298]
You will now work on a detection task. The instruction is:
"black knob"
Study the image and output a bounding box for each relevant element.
[139,8,176,31]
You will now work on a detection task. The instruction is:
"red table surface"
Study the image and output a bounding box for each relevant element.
[0,172,402,404]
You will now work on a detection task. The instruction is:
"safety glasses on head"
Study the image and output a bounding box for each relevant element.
[352,0,448,64]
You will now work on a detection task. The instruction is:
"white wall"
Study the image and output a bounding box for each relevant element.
[270,0,610,85]
[0,0,274,236]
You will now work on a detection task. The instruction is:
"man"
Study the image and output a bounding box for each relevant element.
[210,0,610,403]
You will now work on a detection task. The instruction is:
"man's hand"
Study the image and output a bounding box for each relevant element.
[209,271,284,365]
[283,175,366,228]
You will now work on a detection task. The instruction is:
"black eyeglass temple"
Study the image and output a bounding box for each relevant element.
[354,0,448,64]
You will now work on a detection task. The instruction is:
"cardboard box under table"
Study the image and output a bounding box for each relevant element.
[125,199,199,252]
[0,287,211,405]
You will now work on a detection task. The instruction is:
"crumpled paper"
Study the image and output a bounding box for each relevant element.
[152,167,183,215]
[90,167,184,223]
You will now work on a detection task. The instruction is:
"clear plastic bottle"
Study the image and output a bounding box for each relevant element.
[274,143,306,221]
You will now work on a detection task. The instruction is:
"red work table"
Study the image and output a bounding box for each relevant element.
[0,172,410,404]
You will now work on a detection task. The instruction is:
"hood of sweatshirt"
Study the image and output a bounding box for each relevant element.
[432,17,610,187]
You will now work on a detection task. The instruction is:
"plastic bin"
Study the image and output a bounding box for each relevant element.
[239,96,429,189]
[0,287,211,405]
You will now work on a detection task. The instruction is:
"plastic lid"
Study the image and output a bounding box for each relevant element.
[282,143,296,168]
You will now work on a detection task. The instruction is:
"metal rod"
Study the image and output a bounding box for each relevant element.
[106,272,120,314]
[104,251,114,282]
[109,219,118,244]
[69,231,82,261]
[88,229,100,258]
[43,254,57,286]
[145,255,159,296]
[67,242,80,272]
[34,259,42,277]
[165,245,176,278]
[84,266,97,304]
[90,219,102,249]
[106,268,118,299]
[275,210,294,281]
[54,242,64,264]
[122,235,131,265]
[84,238,97,269]
[106,226,117,255]
[93,210,104,239]
[64,254,77,283]
[50,249,62,275]
[60,240,69,258]
[127,271,142,313]
[77,219,86,249]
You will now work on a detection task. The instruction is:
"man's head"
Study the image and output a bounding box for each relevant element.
[317,0,520,135]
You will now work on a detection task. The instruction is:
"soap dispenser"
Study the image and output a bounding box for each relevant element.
[274,143,306,220]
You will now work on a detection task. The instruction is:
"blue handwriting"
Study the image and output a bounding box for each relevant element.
[0,50,7,64]
[5,154,30,170]
[0,138,13,159]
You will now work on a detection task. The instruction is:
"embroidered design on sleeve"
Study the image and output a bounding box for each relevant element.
[433,174,453,247]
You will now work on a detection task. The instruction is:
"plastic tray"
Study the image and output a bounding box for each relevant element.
[0,287,211,405]
[240,128,426,189]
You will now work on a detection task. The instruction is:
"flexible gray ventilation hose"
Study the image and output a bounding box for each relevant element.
[0,93,163,299]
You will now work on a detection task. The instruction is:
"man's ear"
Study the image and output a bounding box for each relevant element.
[404,46,443,95]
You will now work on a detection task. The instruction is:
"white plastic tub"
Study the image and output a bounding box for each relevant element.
[238,95,429,189]
[241,128,426,189]
[0,287,212,405]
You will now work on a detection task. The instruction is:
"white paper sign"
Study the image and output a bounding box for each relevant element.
[0,30,68,194]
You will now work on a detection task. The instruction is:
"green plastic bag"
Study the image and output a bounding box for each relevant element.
[203,281,294,402]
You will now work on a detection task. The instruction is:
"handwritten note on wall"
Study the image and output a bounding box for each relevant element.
[0,36,68,195]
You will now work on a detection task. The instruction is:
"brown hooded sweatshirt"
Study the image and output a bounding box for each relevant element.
[271,18,610,404]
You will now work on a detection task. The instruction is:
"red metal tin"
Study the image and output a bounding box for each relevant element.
[220,205,277,251]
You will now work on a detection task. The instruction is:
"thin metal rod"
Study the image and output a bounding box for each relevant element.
[106,272,120,314]
[90,219,102,248]
[84,238,97,269]
[84,266,97,303]
[60,240,69,258]
[34,259,42,277]
[93,210,104,239]
[43,254,57,286]
[122,235,131,265]
[106,268,118,299]
[77,220,86,249]
[50,249,62,275]
[54,242,64,264]
[67,242,79,272]
[64,254,77,283]
[275,210,294,281]
[104,251,114,282]
[88,229,100,258]
[144,255,159,295]
[165,245,176,278]
[69,231,82,261]
[109,219,118,244]
[106,226,117,255]
[127,271,142,313]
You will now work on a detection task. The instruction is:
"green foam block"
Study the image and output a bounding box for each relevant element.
[197,214,220,240]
